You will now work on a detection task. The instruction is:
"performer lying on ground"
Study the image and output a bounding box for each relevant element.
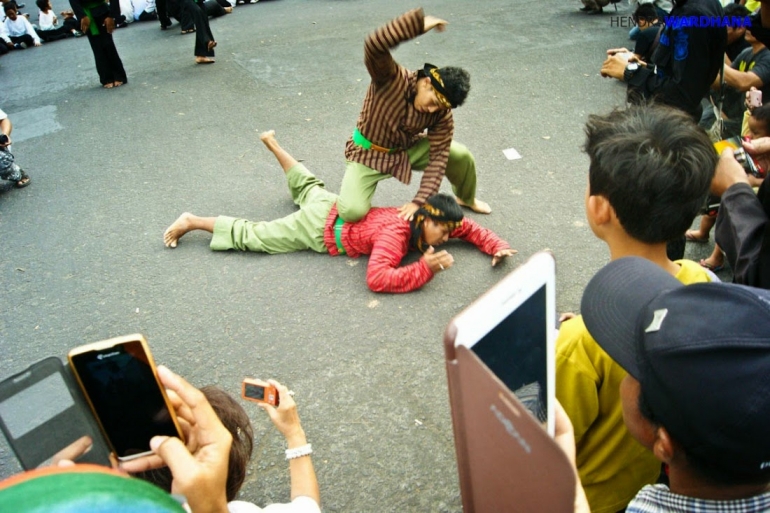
[164,131,516,294]
[338,8,492,223]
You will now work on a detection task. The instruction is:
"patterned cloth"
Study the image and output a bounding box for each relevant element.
[323,204,509,293]
[343,8,453,205]
[628,484,770,512]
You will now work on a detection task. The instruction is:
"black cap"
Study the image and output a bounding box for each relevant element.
[581,257,770,479]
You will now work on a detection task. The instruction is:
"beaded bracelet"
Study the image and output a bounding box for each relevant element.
[285,443,312,460]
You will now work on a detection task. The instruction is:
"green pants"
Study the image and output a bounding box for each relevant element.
[337,138,477,222]
[210,164,336,254]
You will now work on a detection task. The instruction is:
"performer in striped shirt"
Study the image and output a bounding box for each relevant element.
[163,131,515,294]
[338,8,491,224]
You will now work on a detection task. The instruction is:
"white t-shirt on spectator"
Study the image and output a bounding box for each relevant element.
[38,10,56,30]
[3,16,41,43]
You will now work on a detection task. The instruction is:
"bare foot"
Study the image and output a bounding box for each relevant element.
[223,6,232,12]
[103,82,114,89]
[260,129,276,145]
[113,81,123,87]
[207,39,217,51]
[196,56,215,64]
[164,212,194,248]
[685,229,708,243]
[456,197,492,214]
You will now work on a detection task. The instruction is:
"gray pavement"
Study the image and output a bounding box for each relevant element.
[0,0,727,510]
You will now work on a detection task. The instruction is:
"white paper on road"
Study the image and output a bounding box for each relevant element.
[503,147,522,160]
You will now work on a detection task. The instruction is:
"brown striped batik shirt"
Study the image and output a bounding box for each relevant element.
[343,8,454,206]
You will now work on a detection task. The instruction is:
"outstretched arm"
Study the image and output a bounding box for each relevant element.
[449,218,513,264]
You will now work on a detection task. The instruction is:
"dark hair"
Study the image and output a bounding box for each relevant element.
[409,193,464,252]
[723,2,750,18]
[633,3,657,24]
[35,0,48,11]
[751,103,770,137]
[137,386,254,501]
[4,3,17,13]
[440,67,471,108]
[584,105,716,243]
[638,387,770,487]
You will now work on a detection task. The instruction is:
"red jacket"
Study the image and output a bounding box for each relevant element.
[323,204,511,293]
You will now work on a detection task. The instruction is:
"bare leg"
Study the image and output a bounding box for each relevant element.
[164,212,217,248]
[260,130,299,173]
[686,215,716,242]
[700,243,725,271]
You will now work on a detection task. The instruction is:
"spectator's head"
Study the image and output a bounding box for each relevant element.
[137,386,253,502]
[748,103,770,139]
[632,3,657,29]
[35,0,50,12]
[4,4,17,19]
[583,105,715,246]
[0,464,186,512]
[724,3,750,44]
[582,257,770,490]
[414,64,470,112]
[410,193,464,252]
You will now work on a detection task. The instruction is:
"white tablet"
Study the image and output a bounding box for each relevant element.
[453,252,556,436]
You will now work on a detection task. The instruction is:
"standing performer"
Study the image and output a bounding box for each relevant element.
[338,8,491,223]
[70,0,127,88]
[156,0,216,64]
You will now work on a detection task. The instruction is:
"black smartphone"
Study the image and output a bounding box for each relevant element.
[67,334,184,461]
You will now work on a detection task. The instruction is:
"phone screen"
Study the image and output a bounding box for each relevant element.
[69,341,178,459]
[470,285,548,425]
[244,383,266,400]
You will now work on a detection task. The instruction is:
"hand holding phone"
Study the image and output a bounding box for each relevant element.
[120,365,231,513]
[749,88,763,109]
[68,334,185,461]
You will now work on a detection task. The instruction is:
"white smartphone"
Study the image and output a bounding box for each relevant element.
[452,252,556,436]
[68,334,185,461]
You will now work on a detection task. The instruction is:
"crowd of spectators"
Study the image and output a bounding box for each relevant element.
[6,1,770,512]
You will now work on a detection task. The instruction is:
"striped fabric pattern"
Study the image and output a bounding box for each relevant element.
[323,205,510,293]
[343,8,454,206]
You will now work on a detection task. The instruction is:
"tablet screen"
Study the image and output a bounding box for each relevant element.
[470,285,547,424]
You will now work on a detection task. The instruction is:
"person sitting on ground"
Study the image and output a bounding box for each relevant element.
[202,0,230,18]
[338,8,491,224]
[164,130,516,294]
[601,0,726,123]
[629,3,662,63]
[686,99,770,273]
[36,0,80,41]
[0,367,321,513]
[569,256,770,512]
[3,3,40,48]
[701,26,770,139]
[725,3,751,61]
[135,385,254,503]
[130,0,157,21]
[555,104,717,513]
[627,0,671,40]
[0,17,11,55]
[0,107,31,188]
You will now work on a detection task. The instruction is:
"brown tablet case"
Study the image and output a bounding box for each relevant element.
[444,323,576,513]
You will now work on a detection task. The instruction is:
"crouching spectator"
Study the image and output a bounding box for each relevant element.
[0,108,31,189]
[3,3,41,48]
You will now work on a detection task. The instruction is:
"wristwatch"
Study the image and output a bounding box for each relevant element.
[623,62,639,82]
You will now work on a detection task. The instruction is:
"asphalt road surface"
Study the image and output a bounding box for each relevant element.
[0,0,726,510]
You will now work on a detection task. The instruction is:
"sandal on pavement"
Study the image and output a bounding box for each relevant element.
[699,258,724,272]
[15,171,30,188]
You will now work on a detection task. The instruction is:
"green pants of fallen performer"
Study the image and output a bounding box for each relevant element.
[211,164,335,254]
[337,138,478,222]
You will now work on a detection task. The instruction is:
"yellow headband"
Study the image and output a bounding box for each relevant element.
[427,67,453,110]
